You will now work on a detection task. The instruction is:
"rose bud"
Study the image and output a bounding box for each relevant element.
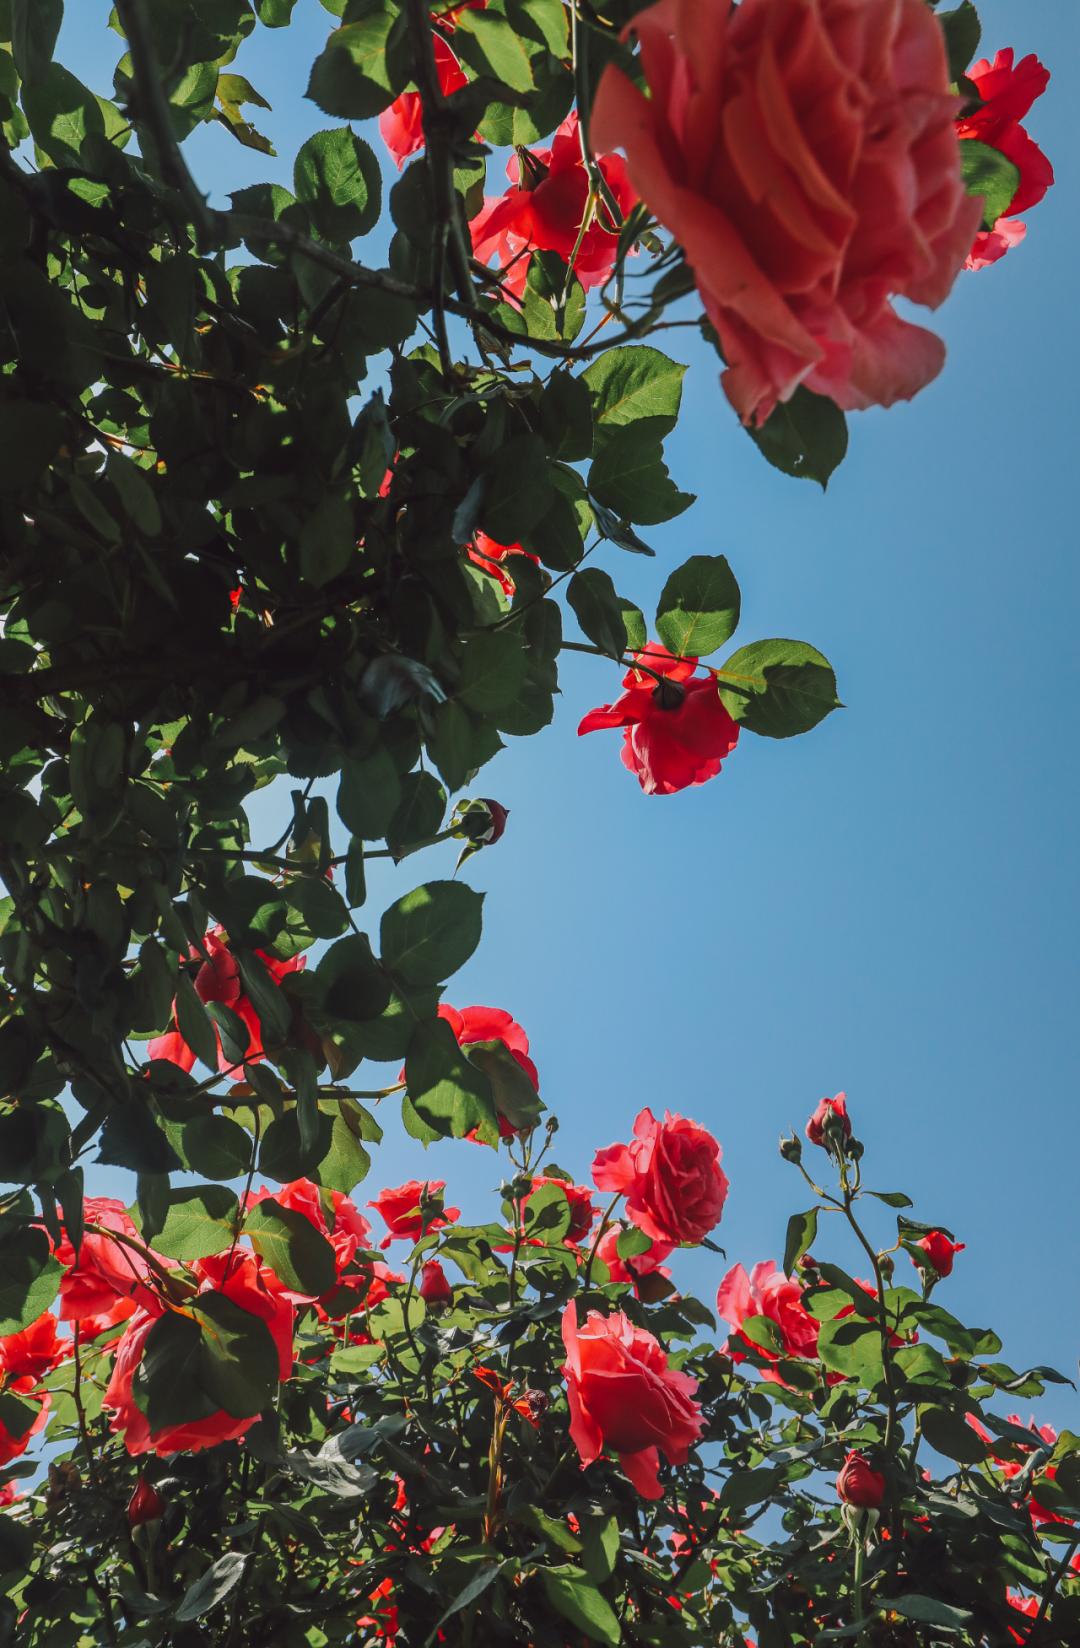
[836,1451,885,1509]
[418,1259,453,1310]
[779,1131,803,1166]
[127,1475,165,1529]
[911,1231,965,1279]
[805,1093,851,1152]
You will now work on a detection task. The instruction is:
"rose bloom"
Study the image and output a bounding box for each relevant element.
[836,1449,885,1508]
[591,0,981,425]
[418,1259,453,1308]
[368,1180,460,1249]
[501,1178,596,1253]
[912,1230,965,1278]
[595,1222,675,1294]
[717,1260,821,1364]
[958,49,1053,271]
[148,925,303,1079]
[56,1196,166,1321]
[805,1092,850,1148]
[578,645,740,796]
[379,33,467,168]
[561,1302,704,1499]
[470,112,636,300]
[104,1251,295,1457]
[439,1003,538,1090]
[244,1179,375,1308]
[127,1474,165,1529]
[593,1106,728,1246]
[467,531,539,597]
[0,1312,70,1382]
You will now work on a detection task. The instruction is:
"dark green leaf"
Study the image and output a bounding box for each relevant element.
[567,569,645,659]
[783,1208,818,1276]
[718,639,841,738]
[306,11,403,119]
[381,880,483,987]
[245,1196,337,1296]
[294,126,381,242]
[920,1405,987,1463]
[175,1552,249,1623]
[655,554,741,658]
[746,387,848,488]
[144,1186,239,1262]
[583,346,686,436]
[939,3,982,82]
[589,422,694,525]
[0,1228,61,1334]
[404,1017,497,1143]
[541,1567,621,1647]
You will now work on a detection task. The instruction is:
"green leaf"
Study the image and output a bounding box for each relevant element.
[539,370,593,462]
[467,1041,543,1133]
[457,630,528,714]
[817,1317,886,1387]
[888,1595,972,1631]
[938,3,982,82]
[97,1106,183,1175]
[338,746,402,840]
[655,554,741,658]
[960,139,1020,229]
[192,1290,283,1415]
[581,1514,619,1583]
[299,492,357,587]
[425,1561,503,1647]
[589,422,694,525]
[454,10,534,92]
[541,1567,622,1647]
[739,1314,785,1355]
[316,932,392,1022]
[142,1185,239,1262]
[616,1226,652,1259]
[567,569,645,659]
[404,1017,497,1143]
[783,1208,818,1277]
[175,969,220,1069]
[175,1552,249,1623]
[381,880,483,987]
[245,1197,337,1296]
[181,1115,253,1180]
[387,772,446,857]
[294,126,381,242]
[718,639,841,738]
[12,0,63,85]
[0,401,64,494]
[517,1504,582,1554]
[236,949,292,1043]
[746,387,848,488]
[257,0,298,23]
[0,1227,61,1334]
[22,62,103,165]
[306,12,403,119]
[919,1405,987,1464]
[583,346,686,436]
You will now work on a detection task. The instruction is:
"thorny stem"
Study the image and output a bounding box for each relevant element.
[582,1191,622,1291]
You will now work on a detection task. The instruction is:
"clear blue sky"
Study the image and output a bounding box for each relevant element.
[65,1,1079,1414]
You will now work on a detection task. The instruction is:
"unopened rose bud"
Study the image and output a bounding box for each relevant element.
[835,1450,885,1509]
[521,1389,549,1423]
[127,1474,165,1529]
[805,1093,851,1155]
[779,1132,803,1165]
[418,1259,453,1310]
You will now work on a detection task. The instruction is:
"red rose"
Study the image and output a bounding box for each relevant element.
[439,1003,538,1090]
[245,1179,374,1305]
[595,1223,674,1293]
[0,1312,70,1382]
[958,50,1053,271]
[0,1385,48,1468]
[805,1093,850,1149]
[561,1302,704,1499]
[912,1230,965,1278]
[56,1197,166,1321]
[592,1106,728,1246]
[418,1259,453,1308]
[578,645,740,796]
[467,531,539,597]
[527,1177,596,1247]
[378,33,468,169]
[147,925,303,1080]
[591,0,981,425]
[127,1474,165,1529]
[836,1450,885,1509]
[368,1181,460,1249]
[470,113,636,299]
[716,1260,820,1366]
[104,1251,295,1457]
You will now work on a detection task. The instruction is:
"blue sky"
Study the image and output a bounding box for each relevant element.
[64,1,1079,1412]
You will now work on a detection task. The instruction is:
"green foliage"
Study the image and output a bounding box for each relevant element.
[960,139,1022,227]
[746,386,849,488]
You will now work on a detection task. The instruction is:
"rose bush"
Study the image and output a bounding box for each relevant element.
[0,0,1069,1643]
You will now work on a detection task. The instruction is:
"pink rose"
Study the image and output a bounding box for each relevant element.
[591,0,981,425]
[836,1449,885,1508]
[716,1260,820,1364]
[592,1106,728,1245]
[561,1302,704,1498]
[805,1093,850,1149]
[958,49,1053,271]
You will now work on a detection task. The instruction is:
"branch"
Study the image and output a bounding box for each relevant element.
[113,0,217,244]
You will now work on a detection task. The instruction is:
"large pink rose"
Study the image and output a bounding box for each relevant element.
[561,1303,703,1498]
[717,1259,820,1364]
[592,1106,728,1245]
[591,0,981,424]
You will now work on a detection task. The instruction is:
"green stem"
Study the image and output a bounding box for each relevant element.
[852,1531,866,1630]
